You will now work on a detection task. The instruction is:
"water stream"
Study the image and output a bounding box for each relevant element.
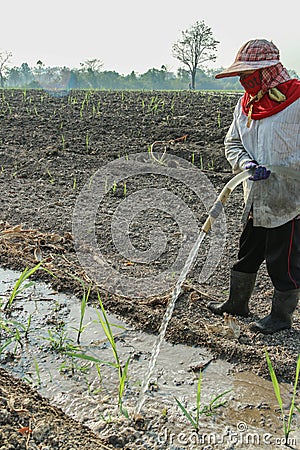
[136,230,207,414]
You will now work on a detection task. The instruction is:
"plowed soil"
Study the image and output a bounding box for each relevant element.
[0,89,299,449]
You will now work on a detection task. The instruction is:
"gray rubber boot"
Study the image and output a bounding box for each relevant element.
[208,269,257,317]
[250,289,300,334]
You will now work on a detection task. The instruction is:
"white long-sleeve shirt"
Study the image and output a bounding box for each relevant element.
[225,98,300,228]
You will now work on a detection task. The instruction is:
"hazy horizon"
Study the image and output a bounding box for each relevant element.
[1,0,299,76]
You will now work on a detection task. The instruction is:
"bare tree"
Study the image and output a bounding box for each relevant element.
[79,59,104,88]
[80,59,103,72]
[0,50,12,88]
[172,21,219,90]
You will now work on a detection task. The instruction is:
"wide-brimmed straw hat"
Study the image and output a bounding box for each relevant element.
[215,39,280,79]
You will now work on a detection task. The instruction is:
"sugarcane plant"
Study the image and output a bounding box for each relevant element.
[175,370,231,432]
[265,350,300,446]
[96,293,130,418]
[3,261,51,312]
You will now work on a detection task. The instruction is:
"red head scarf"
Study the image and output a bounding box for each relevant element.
[241,63,300,126]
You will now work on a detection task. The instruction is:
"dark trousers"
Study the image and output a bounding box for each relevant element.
[233,218,300,291]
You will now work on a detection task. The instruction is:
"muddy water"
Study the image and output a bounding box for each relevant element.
[0,267,299,449]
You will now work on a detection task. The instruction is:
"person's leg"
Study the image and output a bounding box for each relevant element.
[266,218,300,291]
[250,218,300,333]
[208,219,265,316]
[233,218,266,273]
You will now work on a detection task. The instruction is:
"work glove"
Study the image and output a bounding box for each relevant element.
[244,162,271,181]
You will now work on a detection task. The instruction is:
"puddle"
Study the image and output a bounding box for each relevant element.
[0,267,299,448]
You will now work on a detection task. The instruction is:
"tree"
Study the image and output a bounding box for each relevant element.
[80,59,104,88]
[140,67,169,89]
[7,67,20,87]
[0,50,12,87]
[20,63,34,86]
[172,20,219,90]
[123,71,139,89]
[80,59,103,73]
[177,67,190,84]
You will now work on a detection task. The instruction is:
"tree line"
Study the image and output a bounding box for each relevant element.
[2,61,242,91]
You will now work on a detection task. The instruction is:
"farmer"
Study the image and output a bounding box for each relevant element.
[208,39,300,334]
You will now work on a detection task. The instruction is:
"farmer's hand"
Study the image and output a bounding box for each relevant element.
[244,162,271,181]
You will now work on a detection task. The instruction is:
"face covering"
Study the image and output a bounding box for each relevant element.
[239,69,262,95]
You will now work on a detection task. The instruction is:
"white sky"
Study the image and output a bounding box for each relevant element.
[1,0,299,75]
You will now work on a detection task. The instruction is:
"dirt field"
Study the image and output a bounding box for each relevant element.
[0,89,299,449]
